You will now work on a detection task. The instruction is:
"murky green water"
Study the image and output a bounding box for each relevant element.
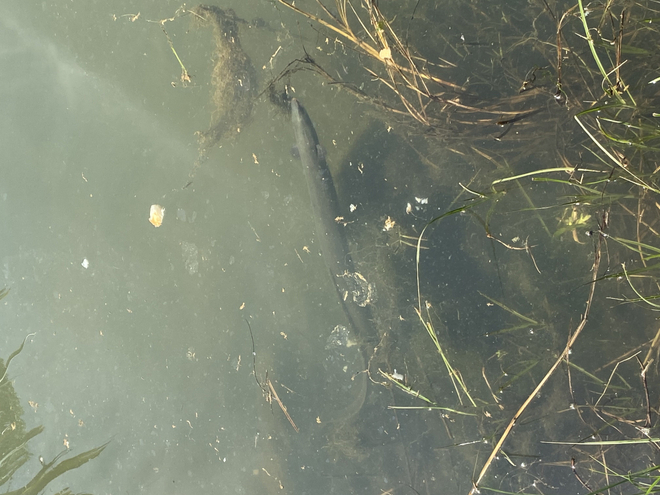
[2,0,658,494]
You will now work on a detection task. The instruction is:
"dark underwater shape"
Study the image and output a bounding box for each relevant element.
[290,98,378,356]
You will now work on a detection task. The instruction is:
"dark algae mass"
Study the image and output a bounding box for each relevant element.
[190,5,257,150]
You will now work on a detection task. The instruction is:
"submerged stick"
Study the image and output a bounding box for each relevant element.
[469,211,606,494]
[276,0,466,91]
[244,320,299,433]
[267,379,299,433]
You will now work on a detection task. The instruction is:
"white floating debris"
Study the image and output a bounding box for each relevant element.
[415,197,428,204]
[81,258,89,269]
[149,204,165,227]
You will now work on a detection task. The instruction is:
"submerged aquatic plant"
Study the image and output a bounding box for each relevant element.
[270,0,660,493]
[0,292,107,495]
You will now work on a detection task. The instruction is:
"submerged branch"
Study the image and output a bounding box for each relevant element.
[469,210,607,494]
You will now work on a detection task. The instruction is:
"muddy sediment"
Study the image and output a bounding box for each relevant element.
[190,5,257,150]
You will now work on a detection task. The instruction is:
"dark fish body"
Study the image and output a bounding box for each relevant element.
[290,98,377,352]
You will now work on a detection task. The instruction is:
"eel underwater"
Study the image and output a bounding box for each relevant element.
[290,98,378,361]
